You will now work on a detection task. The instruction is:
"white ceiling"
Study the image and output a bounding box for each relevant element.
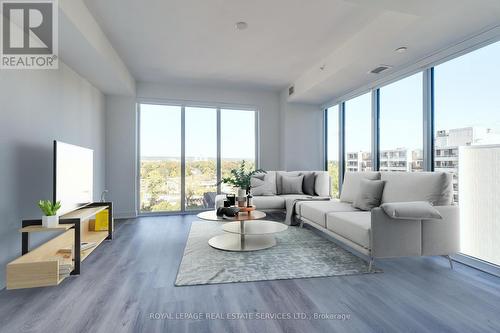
[84,0,500,103]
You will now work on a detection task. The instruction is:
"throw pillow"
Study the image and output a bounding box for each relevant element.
[380,201,443,220]
[352,179,386,211]
[250,177,274,196]
[300,172,316,196]
[281,175,304,194]
[340,171,381,203]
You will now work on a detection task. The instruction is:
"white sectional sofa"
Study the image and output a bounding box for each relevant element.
[296,171,460,270]
[216,170,459,270]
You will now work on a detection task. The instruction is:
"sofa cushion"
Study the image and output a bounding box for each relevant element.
[252,195,286,210]
[314,171,330,197]
[300,200,359,228]
[340,172,381,203]
[352,179,386,211]
[380,201,442,220]
[252,171,277,195]
[281,175,304,194]
[300,172,316,195]
[250,176,275,196]
[380,172,453,205]
[327,212,371,249]
[276,171,300,194]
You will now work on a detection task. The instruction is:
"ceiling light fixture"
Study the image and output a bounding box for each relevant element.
[235,22,248,30]
[395,46,408,53]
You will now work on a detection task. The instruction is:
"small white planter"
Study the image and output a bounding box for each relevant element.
[237,188,247,197]
[42,215,59,228]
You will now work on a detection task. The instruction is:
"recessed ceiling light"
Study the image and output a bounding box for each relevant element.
[395,46,408,53]
[235,22,248,30]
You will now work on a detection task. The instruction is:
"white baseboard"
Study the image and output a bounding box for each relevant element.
[114,211,138,219]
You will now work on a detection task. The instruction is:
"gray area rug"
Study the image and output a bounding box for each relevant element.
[175,220,381,286]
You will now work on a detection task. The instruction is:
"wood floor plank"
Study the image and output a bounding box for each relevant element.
[1,215,499,333]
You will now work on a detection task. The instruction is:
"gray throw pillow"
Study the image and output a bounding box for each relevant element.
[281,175,304,194]
[352,179,385,211]
[300,172,316,196]
[250,177,274,196]
[380,201,443,220]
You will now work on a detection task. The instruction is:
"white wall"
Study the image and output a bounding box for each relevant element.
[105,95,137,218]
[0,63,106,289]
[106,81,282,217]
[280,90,324,171]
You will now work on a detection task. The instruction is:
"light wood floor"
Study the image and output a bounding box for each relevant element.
[1,215,500,333]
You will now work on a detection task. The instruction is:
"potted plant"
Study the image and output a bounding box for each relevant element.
[38,200,61,228]
[218,160,266,197]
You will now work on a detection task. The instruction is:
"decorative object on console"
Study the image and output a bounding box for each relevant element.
[217,160,266,195]
[38,200,61,228]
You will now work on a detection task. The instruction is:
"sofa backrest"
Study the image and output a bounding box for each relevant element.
[340,171,381,203]
[252,171,330,196]
[380,172,453,206]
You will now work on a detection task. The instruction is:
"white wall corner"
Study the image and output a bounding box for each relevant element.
[59,0,136,96]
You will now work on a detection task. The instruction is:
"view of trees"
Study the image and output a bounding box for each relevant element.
[327,161,339,198]
[140,159,254,212]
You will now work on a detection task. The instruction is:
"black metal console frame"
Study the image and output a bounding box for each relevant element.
[20,202,113,276]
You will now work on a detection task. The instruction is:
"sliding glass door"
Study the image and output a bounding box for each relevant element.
[139,103,258,213]
[220,109,256,193]
[185,107,217,210]
[139,104,182,212]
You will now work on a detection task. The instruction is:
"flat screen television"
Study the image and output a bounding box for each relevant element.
[53,140,94,215]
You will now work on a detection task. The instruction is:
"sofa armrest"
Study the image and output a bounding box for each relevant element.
[421,205,460,256]
[371,207,422,258]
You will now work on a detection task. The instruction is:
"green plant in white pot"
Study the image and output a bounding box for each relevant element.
[217,160,266,197]
[38,200,61,228]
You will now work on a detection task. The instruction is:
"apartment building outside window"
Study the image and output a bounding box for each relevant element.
[434,41,500,265]
[345,93,371,172]
[379,73,423,172]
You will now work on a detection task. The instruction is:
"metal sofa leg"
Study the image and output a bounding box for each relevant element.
[368,257,374,272]
[443,255,454,269]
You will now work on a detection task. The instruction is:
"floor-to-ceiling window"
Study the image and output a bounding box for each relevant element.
[345,93,372,172]
[379,73,423,172]
[139,104,182,212]
[185,107,217,210]
[326,105,340,197]
[220,109,256,193]
[434,41,500,265]
[139,104,258,213]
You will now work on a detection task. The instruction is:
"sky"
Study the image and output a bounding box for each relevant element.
[328,40,500,160]
[140,105,255,159]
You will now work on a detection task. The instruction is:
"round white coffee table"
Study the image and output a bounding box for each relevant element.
[197,210,288,252]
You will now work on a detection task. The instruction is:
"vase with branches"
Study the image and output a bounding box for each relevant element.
[217,160,266,196]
